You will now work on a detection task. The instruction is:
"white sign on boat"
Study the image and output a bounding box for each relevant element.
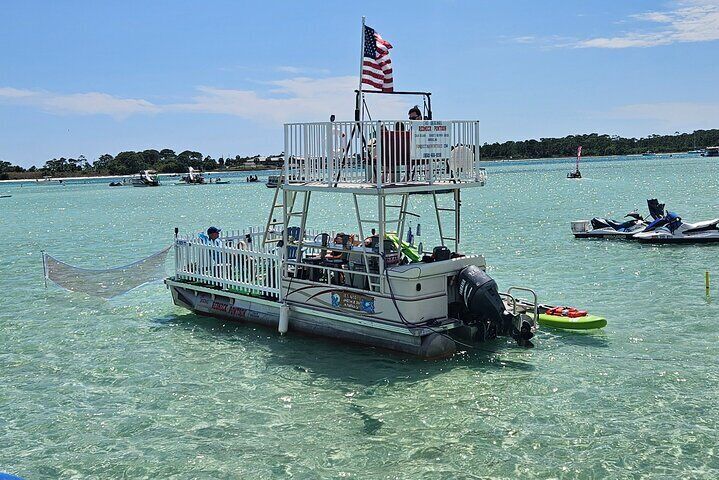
[413,120,451,160]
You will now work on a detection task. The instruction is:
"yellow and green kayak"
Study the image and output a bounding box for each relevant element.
[537,313,607,330]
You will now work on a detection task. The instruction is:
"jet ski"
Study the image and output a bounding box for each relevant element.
[632,212,719,244]
[571,198,664,239]
[571,211,646,239]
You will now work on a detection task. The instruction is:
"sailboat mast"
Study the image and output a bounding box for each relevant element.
[576,145,582,172]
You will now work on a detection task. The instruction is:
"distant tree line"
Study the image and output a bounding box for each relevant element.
[0,149,282,178]
[2,129,719,179]
[480,129,719,160]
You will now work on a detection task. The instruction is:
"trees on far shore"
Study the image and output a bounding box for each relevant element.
[1,149,270,178]
[2,128,719,179]
[480,129,719,160]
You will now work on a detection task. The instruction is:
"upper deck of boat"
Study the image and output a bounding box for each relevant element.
[281,119,486,194]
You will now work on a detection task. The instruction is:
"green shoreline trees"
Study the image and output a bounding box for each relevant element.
[2,129,718,179]
[479,129,719,160]
[1,150,281,179]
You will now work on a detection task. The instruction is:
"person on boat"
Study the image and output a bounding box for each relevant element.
[408,105,423,121]
[325,233,352,261]
[198,226,223,247]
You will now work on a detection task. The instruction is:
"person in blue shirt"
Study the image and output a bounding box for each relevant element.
[198,226,223,246]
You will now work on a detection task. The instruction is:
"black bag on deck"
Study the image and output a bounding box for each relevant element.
[433,246,451,261]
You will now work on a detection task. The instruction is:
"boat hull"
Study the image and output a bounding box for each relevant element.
[573,231,637,239]
[166,280,457,358]
[635,235,719,244]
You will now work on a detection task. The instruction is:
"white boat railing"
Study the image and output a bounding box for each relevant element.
[284,120,483,187]
[174,232,281,298]
[174,227,390,296]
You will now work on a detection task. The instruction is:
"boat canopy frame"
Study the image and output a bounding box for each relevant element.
[355,89,433,121]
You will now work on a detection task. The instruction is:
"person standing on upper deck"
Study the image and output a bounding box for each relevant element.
[408,106,423,121]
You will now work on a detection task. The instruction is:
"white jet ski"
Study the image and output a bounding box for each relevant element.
[571,212,646,239]
[571,199,665,239]
[633,212,719,244]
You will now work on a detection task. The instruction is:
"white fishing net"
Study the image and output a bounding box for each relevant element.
[43,246,172,299]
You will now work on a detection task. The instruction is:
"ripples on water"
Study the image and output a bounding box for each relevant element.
[1,157,718,478]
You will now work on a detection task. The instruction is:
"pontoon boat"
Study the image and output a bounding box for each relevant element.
[165,92,540,358]
[129,170,160,187]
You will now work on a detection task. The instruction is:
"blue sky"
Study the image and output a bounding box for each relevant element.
[1,0,718,167]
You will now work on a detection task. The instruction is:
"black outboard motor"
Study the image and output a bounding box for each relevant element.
[458,266,506,324]
[457,266,534,347]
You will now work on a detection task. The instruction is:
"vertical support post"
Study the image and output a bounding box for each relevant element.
[474,121,481,182]
[396,193,409,248]
[378,193,386,293]
[281,188,289,281]
[326,122,334,186]
[358,17,366,124]
[433,192,445,247]
[174,227,179,279]
[283,124,289,183]
[454,189,461,253]
[353,193,373,290]
[297,191,311,265]
[300,125,315,182]
[376,121,383,188]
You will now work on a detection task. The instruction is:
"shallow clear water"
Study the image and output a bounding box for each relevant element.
[1,157,718,479]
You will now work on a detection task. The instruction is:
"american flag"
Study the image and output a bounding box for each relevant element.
[362,25,393,92]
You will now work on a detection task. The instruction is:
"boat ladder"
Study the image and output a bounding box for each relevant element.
[351,192,416,292]
[432,190,461,253]
[262,189,308,246]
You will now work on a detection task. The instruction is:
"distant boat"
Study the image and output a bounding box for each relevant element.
[0,194,11,198]
[702,146,719,157]
[687,149,703,155]
[641,151,656,156]
[129,170,160,187]
[177,167,230,185]
[266,175,282,188]
[567,146,582,179]
[179,167,206,184]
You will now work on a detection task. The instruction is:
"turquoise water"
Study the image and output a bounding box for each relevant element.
[1,156,718,479]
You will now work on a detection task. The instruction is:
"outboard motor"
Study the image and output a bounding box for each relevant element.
[457,266,534,347]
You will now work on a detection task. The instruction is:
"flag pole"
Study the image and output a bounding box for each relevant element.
[358,16,366,124]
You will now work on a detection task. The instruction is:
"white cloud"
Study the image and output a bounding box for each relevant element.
[275,65,330,75]
[512,36,537,44]
[575,0,719,48]
[171,76,369,122]
[0,87,36,98]
[0,87,159,118]
[0,76,410,123]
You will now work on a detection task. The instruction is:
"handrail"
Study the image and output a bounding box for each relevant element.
[284,120,482,188]
[174,236,281,297]
[507,286,539,323]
